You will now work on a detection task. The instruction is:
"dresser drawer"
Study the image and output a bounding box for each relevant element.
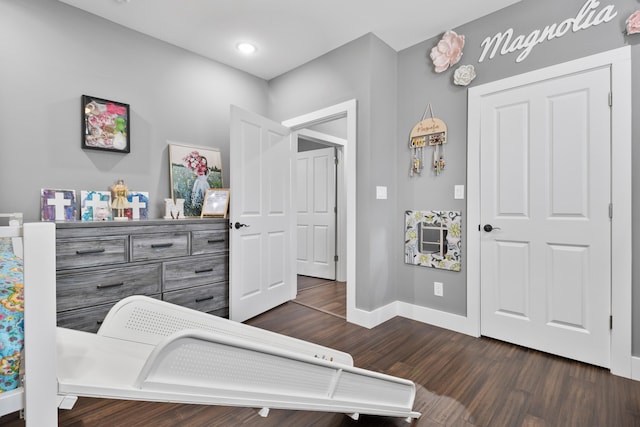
[131,232,189,261]
[191,230,228,255]
[56,236,127,270]
[57,263,162,311]
[162,283,227,314]
[57,295,162,333]
[163,254,228,291]
[57,303,114,333]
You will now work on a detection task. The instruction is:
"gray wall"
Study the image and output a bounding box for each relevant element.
[268,34,398,311]
[396,0,640,347]
[0,0,267,221]
[4,0,640,354]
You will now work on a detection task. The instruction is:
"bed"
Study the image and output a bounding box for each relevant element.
[0,214,421,426]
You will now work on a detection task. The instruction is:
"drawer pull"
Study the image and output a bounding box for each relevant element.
[76,248,106,255]
[97,282,124,290]
[207,239,225,244]
[195,296,214,303]
[151,243,174,249]
[195,268,214,274]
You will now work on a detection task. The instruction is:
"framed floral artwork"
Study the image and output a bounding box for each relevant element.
[168,143,223,217]
[82,95,130,153]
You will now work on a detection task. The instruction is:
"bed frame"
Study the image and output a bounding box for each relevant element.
[0,215,58,426]
[0,216,420,425]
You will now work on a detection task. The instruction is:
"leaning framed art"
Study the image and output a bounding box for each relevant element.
[200,188,230,218]
[168,142,224,217]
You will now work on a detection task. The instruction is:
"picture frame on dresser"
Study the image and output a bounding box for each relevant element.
[201,188,230,218]
[81,95,130,153]
[168,142,224,217]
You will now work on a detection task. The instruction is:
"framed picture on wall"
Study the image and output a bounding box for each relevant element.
[168,142,224,217]
[81,95,130,153]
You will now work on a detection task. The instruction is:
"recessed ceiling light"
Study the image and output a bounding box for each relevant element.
[236,42,257,55]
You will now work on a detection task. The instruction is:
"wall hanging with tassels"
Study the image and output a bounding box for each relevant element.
[408,103,447,176]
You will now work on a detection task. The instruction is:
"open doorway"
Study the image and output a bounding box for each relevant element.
[282,99,357,324]
[294,126,346,318]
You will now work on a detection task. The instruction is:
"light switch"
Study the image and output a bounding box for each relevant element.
[454,185,465,200]
[376,186,387,200]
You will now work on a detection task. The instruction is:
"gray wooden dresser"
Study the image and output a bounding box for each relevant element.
[55,219,228,332]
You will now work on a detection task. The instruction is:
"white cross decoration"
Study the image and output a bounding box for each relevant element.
[128,195,147,220]
[47,192,72,220]
[83,192,103,212]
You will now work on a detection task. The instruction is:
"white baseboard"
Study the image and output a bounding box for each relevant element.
[348,301,478,337]
[347,301,398,329]
[396,302,479,337]
[632,356,640,381]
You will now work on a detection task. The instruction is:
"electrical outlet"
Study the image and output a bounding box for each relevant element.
[434,281,444,297]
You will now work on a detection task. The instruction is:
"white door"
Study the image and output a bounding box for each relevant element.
[479,66,612,367]
[229,105,296,323]
[297,147,336,279]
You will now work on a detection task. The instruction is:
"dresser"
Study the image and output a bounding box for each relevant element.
[55,219,229,332]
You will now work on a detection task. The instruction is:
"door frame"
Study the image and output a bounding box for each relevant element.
[283,99,357,322]
[296,129,347,282]
[467,47,632,377]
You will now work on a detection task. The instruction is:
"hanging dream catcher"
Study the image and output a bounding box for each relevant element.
[409,104,447,176]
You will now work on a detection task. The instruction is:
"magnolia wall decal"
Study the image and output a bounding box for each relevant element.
[478,0,617,64]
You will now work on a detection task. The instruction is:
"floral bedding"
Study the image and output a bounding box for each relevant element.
[0,237,24,392]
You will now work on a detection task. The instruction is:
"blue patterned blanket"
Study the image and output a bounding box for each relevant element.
[0,237,24,392]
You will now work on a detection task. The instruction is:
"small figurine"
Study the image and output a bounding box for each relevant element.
[111,179,130,221]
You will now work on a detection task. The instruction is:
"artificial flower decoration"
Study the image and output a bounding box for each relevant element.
[626,10,640,35]
[453,64,477,86]
[430,30,465,73]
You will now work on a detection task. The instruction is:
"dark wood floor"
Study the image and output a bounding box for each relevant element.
[4,296,640,426]
[295,275,346,319]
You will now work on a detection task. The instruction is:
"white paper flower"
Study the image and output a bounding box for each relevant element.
[430,30,465,73]
[626,10,640,35]
[453,64,476,86]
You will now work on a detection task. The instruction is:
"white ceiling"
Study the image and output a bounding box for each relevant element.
[58,0,520,80]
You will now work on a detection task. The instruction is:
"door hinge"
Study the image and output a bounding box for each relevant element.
[609,203,613,219]
[334,156,339,165]
[334,255,339,262]
[608,92,612,107]
[610,315,613,330]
